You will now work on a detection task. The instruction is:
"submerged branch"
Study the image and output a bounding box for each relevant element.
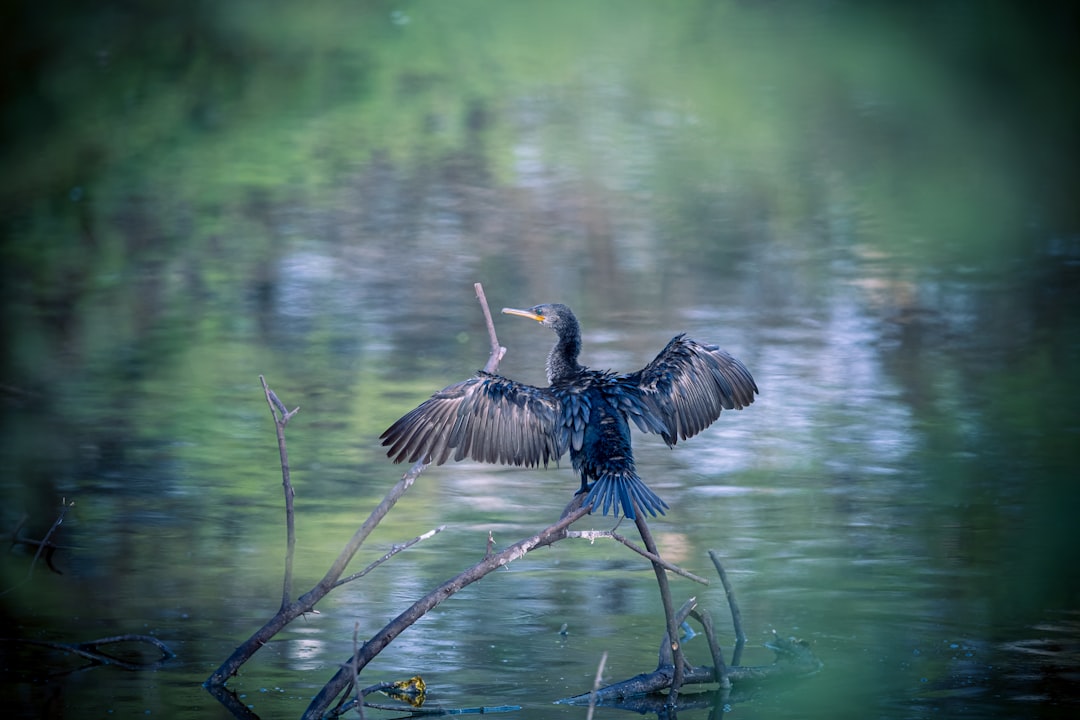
[1,499,74,596]
[16,634,175,671]
[557,553,823,707]
[557,633,823,706]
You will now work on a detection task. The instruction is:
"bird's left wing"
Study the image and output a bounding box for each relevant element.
[623,334,757,446]
[380,372,565,467]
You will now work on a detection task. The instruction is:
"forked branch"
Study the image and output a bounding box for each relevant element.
[307,505,592,719]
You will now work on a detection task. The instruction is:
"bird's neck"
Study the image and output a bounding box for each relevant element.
[546,329,583,384]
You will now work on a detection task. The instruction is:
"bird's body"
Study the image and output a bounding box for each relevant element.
[381,303,757,519]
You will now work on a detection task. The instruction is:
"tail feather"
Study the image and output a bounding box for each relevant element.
[584,473,668,520]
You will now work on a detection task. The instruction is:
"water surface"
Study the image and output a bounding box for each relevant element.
[2,2,1078,718]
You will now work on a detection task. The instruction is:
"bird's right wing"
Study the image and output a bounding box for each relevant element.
[380,372,565,467]
[626,334,758,446]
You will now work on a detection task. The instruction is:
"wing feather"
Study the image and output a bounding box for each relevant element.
[624,334,758,445]
[381,372,564,467]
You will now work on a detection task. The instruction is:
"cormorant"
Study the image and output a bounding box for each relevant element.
[381,303,757,519]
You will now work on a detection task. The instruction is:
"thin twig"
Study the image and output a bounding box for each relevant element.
[261,375,297,612]
[609,530,710,585]
[565,528,710,585]
[204,459,429,689]
[334,525,446,588]
[475,282,505,373]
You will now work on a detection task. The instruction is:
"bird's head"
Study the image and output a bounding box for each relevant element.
[502,303,577,333]
[502,303,583,380]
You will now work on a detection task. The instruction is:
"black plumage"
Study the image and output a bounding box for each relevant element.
[381,303,757,519]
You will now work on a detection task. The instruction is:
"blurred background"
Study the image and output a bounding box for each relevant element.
[2,1,1078,718]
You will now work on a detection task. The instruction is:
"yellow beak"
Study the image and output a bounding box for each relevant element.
[501,307,545,323]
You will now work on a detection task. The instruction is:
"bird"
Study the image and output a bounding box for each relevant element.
[380,303,757,520]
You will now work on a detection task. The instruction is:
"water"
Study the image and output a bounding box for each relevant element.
[2,1,1078,718]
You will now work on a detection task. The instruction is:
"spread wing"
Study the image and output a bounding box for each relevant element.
[623,334,757,445]
[380,372,566,467]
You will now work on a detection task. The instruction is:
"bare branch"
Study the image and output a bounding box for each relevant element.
[261,375,298,612]
[204,459,429,689]
[475,282,506,373]
[210,284,511,693]
[610,530,710,586]
[564,528,710,585]
[334,525,446,588]
[260,375,299,424]
[314,460,428,591]
[303,504,592,719]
